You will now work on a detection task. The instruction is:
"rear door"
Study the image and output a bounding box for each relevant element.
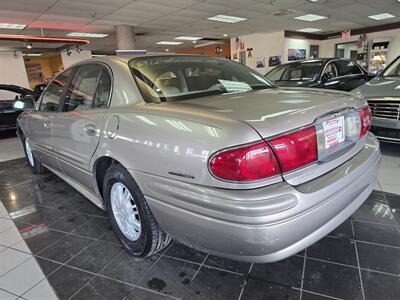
[26,69,72,170]
[51,63,112,192]
[333,60,368,91]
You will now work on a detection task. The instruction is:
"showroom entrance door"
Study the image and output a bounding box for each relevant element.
[51,64,112,192]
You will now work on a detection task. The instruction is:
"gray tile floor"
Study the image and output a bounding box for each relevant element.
[0,134,399,300]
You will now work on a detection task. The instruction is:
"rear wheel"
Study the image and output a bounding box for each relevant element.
[21,134,46,174]
[103,164,171,257]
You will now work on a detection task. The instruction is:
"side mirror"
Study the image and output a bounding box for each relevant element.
[13,98,35,110]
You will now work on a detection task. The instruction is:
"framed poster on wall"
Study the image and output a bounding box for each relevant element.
[269,55,281,67]
[288,49,306,61]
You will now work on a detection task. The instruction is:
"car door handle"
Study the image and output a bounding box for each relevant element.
[83,124,97,136]
[43,120,51,128]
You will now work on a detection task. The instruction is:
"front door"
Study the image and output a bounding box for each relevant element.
[26,69,72,171]
[51,64,112,192]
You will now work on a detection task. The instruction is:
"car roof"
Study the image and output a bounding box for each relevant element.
[0,84,34,95]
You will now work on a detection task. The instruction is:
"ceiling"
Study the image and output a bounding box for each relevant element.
[0,0,399,53]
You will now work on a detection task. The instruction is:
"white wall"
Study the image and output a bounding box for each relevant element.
[0,51,30,99]
[61,50,92,69]
[283,38,321,63]
[319,29,400,63]
[231,31,285,74]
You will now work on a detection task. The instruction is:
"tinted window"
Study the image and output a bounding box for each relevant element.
[265,61,323,81]
[336,60,362,76]
[94,70,111,108]
[129,56,274,103]
[63,64,103,112]
[40,69,72,112]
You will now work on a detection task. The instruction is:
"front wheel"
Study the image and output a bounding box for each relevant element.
[103,164,171,257]
[21,134,46,174]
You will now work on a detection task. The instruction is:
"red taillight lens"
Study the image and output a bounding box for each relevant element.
[209,141,280,181]
[269,127,317,173]
[359,107,371,137]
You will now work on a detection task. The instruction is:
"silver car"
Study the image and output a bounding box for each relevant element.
[353,55,400,143]
[15,55,380,263]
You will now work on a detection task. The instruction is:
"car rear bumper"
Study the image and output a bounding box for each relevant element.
[132,132,381,263]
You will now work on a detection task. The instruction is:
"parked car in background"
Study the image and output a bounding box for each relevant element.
[353,55,400,143]
[265,58,374,91]
[16,55,380,263]
[0,85,36,132]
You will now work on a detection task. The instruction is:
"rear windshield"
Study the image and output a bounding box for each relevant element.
[266,61,323,82]
[382,56,400,77]
[129,56,275,103]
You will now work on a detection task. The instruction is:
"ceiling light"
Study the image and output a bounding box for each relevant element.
[156,41,183,45]
[67,32,108,38]
[24,53,42,57]
[174,36,202,41]
[296,28,322,33]
[26,42,33,49]
[308,0,319,2]
[192,41,197,44]
[0,23,26,29]
[165,49,170,52]
[206,15,247,23]
[223,34,228,37]
[368,13,396,20]
[294,14,327,21]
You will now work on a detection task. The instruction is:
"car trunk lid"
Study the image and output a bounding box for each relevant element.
[169,87,368,185]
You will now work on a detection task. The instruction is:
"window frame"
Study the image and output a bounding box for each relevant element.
[59,62,113,113]
[38,68,74,113]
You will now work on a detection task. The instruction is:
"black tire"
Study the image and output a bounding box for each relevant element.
[103,164,171,257]
[20,132,46,174]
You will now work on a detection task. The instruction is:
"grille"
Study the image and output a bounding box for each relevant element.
[368,100,400,120]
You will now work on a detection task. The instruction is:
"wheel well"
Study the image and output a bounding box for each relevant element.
[94,157,116,200]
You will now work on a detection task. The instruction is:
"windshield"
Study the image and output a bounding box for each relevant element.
[266,61,323,81]
[129,56,275,103]
[382,56,400,77]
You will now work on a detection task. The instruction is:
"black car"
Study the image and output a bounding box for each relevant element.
[265,58,375,92]
[0,84,38,132]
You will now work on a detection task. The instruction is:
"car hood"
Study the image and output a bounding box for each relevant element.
[354,76,400,98]
[166,87,367,138]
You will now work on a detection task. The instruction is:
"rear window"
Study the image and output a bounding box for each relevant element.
[129,56,275,103]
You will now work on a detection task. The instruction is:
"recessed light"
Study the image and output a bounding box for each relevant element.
[192,41,197,44]
[174,36,202,41]
[368,13,396,20]
[206,15,247,23]
[24,53,42,57]
[294,14,327,21]
[67,32,108,38]
[0,23,26,29]
[308,0,319,2]
[223,34,228,37]
[165,49,169,52]
[296,28,322,33]
[156,41,183,45]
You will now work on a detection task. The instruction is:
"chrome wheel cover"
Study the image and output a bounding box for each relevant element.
[25,139,34,167]
[110,182,141,241]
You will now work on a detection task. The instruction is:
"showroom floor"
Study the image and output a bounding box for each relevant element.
[0,136,399,300]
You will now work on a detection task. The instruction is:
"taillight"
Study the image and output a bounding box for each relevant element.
[269,127,317,173]
[359,106,371,137]
[209,141,280,181]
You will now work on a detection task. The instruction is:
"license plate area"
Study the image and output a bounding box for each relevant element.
[316,109,360,161]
